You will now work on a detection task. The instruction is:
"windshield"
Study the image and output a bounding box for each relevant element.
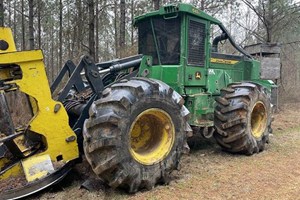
[138,17,181,65]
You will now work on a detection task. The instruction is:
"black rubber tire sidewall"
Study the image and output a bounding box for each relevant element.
[213,82,272,155]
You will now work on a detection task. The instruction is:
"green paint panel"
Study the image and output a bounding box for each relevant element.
[185,93,214,126]
[138,57,184,93]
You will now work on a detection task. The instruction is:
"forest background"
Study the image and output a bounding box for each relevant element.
[0,0,300,105]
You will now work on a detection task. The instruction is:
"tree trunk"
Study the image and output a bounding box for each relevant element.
[8,0,12,27]
[119,0,125,58]
[59,0,63,67]
[13,0,16,42]
[28,0,34,50]
[266,0,274,43]
[66,5,71,59]
[153,0,160,10]
[200,0,205,10]
[114,0,118,57]
[88,0,95,60]
[51,25,54,82]
[21,0,26,50]
[131,0,134,46]
[76,0,82,55]
[71,21,77,59]
[37,1,41,49]
[95,0,99,61]
[0,0,4,27]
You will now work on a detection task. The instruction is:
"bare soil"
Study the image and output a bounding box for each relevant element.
[27,103,300,200]
[0,174,27,193]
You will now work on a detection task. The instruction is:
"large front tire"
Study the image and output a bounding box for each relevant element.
[83,78,189,192]
[214,82,272,155]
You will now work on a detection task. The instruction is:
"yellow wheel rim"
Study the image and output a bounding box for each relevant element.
[129,108,175,165]
[251,101,267,138]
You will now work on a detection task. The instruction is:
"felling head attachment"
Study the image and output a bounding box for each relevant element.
[0,27,79,199]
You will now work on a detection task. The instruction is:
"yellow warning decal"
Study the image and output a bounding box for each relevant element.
[22,154,54,182]
[210,58,239,65]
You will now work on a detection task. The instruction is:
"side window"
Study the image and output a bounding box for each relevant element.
[153,17,181,65]
[138,20,158,64]
[188,20,206,66]
[138,17,181,65]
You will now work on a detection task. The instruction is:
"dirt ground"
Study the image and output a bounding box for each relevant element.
[28,103,300,200]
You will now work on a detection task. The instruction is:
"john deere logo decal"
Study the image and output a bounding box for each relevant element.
[195,71,201,79]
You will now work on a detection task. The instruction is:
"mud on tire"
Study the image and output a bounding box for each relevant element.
[83,77,190,193]
[214,82,272,155]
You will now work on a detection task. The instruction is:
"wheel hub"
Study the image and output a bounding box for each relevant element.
[129,108,175,165]
[251,101,267,138]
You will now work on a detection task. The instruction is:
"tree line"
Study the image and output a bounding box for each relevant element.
[0,0,300,86]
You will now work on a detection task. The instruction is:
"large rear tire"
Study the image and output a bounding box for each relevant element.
[83,77,190,192]
[214,82,272,155]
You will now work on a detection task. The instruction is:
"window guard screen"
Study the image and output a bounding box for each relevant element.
[188,20,206,66]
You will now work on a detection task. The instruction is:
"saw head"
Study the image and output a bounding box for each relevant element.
[0,28,79,199]
[1,160,73,200]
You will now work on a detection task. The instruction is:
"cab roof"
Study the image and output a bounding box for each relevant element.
[134,3,221,25]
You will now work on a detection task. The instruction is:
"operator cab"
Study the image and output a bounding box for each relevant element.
[135,3,251,67]
[134,3,253,95]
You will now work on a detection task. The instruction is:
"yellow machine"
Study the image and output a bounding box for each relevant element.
[0,28,79,199]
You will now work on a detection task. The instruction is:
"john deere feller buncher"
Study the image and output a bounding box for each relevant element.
[0,3,275,199]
